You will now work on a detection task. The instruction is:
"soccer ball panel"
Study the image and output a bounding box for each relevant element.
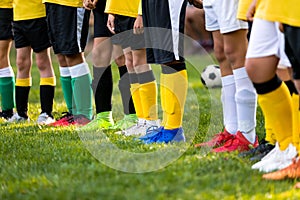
[200,64,222,88]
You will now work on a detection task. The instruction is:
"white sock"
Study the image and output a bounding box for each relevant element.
[233,67,257,143]
[221,75,237,134]
[69,62,90,78]
[0,66,14,77]
[59,66,71,77]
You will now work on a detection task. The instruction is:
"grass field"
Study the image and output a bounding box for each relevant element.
[1,49,300,200]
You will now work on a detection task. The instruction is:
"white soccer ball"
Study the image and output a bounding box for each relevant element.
[200,64,222,88]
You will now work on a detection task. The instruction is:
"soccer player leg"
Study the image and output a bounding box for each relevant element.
[223,29,258,146]
[160,63,188,143]
[14,47,32,121]
[133,49,158,125]
[35,48,56,124]
[69,60,93,122]
[90,37,114,129]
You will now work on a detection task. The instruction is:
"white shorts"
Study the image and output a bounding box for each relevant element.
[246,18,291,67]
[203,0,248,34]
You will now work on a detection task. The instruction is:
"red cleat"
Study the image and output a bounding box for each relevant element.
[212,131,259,153]
[73,115,91,126]
[195,129,233,148]
[49,112,74,127]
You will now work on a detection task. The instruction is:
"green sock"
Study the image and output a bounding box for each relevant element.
[71,74,93,119]
[0,77,15,111]
[60,76,74,114]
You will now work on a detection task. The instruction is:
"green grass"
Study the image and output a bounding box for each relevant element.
[1,51,300,200]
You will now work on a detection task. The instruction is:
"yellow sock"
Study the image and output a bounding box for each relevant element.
[40,77,56,86]
[258,83,293,150]
[292,93,300,150]
[139,81,158,120]
[259,99,276,145]
[161,70,188,129]
[160,74,167,127]
[16,77,32,87]
[130,83,143,119]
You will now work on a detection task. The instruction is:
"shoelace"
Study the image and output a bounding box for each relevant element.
[58,112,73,120]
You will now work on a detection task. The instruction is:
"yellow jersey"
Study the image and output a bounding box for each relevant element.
[255,0,300,27]
[13,0,46,21]
[237,0,252,21]
[105,0,141,18]
[42,0,83,8]
[0,0,12,8]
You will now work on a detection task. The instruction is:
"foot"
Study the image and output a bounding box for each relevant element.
[73,115,91,126]
[80,111,114,131]
[37,112,55,125]
[110,114,137,130]
[212,131,259,153]
[49,112,74,126]
[251,143,297,173]
[238,139,275,161]
[121,119,160,136]
[7,113,30,123]
[142,127,185,144]
[194,129,233,148]
[0,109,13,120]
[262,156,300,180]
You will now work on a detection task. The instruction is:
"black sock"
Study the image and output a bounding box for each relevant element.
[284,80,298,95]
[40,85,55,117]
[16,86,30,118]
[92,65,113,113]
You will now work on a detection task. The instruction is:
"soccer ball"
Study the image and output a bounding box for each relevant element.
[200,64,222,88]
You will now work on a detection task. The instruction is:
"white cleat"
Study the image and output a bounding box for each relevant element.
[37,112,55,125]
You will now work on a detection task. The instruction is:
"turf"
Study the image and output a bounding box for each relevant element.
[1,52,300,200]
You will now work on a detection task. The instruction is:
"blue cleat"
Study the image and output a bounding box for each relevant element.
[143,127,185,144]
[139,126,164,141]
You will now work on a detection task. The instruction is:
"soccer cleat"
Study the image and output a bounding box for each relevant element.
[7,113,30,123]
[212,131,259,153]
[139,126,164,141]
[262,156,300,180]
[80,111,114,131]
[110,114,137,130]
[37,112,55,125]
[73,115,91,126]
[194,129,233,148]
[143,127,185,144]
[0,110,13,120]
[238,139,275,162]
[121,119,160,136]
[251,143,297,173]
[49,112,74,126]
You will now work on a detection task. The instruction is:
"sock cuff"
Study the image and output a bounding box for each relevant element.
[233,67,248,80]
[40,77,56,86]
[137,70,155,84]
[69,62,90,78]
[253,75,282,94]
[129,73,138,84]
[59,66,71,77]
[221,75,235,86]
[16,77,32,87]
[0,66,14,78]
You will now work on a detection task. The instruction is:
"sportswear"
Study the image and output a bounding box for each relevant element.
[105,0,140,18]
[42,0,83,8]
[13,0,45,21]
[0,0,12,8]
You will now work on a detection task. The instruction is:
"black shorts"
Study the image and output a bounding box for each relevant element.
[284,24,300,80]
[93,0,112,38]
[0,8,13,40]
[111,15,145,50]
[45,3,90,55]
[142,0,186,64]
[12,17,51,52]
